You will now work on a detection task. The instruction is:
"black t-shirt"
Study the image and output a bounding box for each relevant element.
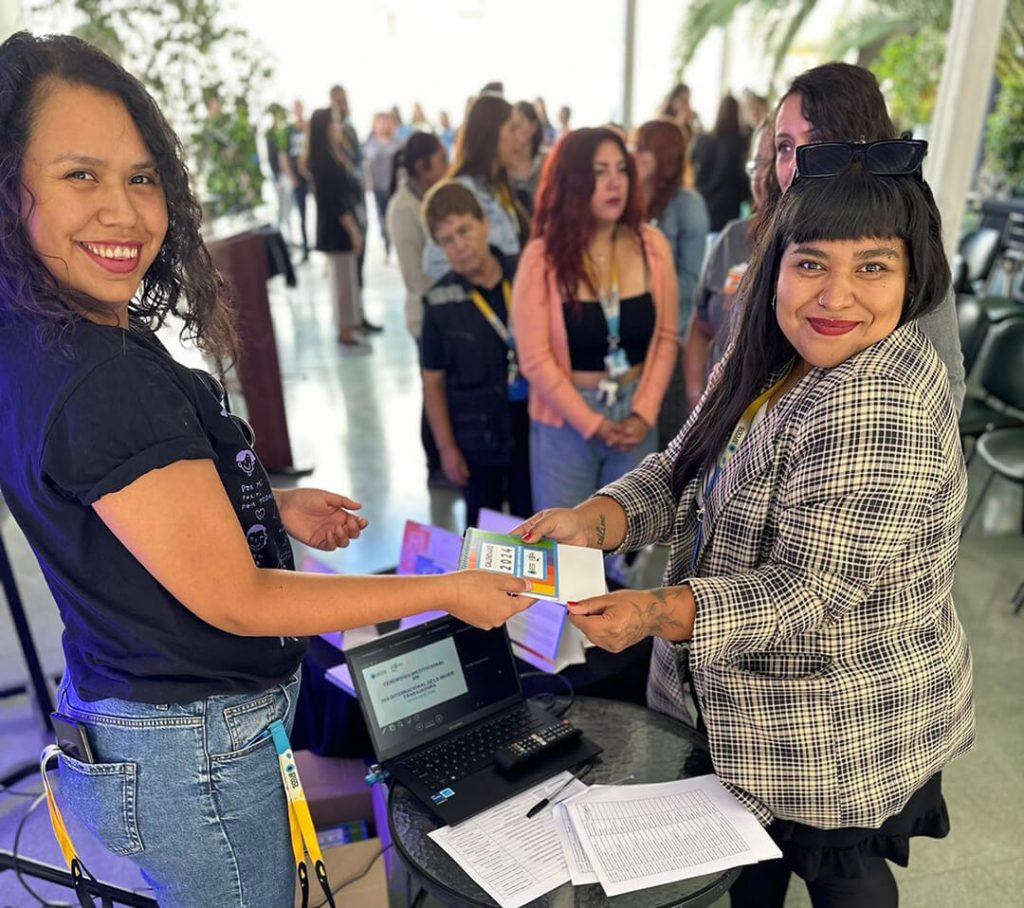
[563,292,656,371]
[0,317,306,703]
[420,274,511,390]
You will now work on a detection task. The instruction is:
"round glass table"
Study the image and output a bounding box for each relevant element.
[387,696,740,907]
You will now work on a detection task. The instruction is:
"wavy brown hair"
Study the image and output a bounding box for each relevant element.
[635,119,688,222]
[752,63,898,248]
[532,128,644,319]
[0,32,236,360]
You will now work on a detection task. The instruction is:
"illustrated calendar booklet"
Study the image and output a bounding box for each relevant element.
[458,529,607,604]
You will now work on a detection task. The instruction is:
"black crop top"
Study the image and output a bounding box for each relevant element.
[563,292,655,371]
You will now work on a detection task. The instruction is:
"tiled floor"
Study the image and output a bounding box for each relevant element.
[1,221,1022,906]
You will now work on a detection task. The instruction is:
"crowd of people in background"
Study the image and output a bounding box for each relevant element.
[259,80,771,524]
[0,27,976,906]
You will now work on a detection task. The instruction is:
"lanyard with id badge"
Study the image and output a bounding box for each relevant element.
[468,280,528,402]
[584,234,631,407]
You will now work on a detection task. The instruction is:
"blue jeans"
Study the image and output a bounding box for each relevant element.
[530,380,658,511]
[54,671,301,908]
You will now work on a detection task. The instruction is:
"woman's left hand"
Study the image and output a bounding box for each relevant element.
[567,586,695,652]
[275,488,369,550]
[614,414,650,452]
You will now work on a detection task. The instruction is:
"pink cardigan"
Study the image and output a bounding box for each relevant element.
[512,224,679,439]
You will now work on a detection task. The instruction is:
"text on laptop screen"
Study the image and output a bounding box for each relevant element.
[349,617,520,761]
[363,636,469,727]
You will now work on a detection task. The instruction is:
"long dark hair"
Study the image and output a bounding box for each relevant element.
[755,63,897,244]
[672,163,950,497]
[515,101,542,158]
[712,94,741,137]
[388,130,443,197]
[306,107,337,180]
[532,128,644,316]
[449,94,526,235]
[0,32,235,359]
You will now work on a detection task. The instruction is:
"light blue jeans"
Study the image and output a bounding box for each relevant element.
[54,670,301,908]
[530,380,658,511]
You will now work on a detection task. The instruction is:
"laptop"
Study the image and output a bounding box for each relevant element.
[345,614,601,824]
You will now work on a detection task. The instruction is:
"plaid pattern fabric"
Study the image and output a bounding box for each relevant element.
[599,323,975,828]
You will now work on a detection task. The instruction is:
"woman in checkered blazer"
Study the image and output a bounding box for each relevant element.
[517,153,974,907]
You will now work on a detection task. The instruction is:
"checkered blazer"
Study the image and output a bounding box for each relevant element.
[599,322,975,829]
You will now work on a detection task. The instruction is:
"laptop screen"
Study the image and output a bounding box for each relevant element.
[346,615,522,763]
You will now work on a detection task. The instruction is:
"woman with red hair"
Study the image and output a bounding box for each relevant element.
[513,128,679,511]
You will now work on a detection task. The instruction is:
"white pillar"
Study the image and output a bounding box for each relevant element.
[623,0,637,130]
[925,0,1007,258]
[0,0,24,40]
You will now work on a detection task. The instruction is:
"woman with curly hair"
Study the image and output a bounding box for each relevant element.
[0,32,530,907]
[512,127,679,510]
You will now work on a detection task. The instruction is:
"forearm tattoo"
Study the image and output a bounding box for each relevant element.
[643,587,691,641]
[594,514,607,549]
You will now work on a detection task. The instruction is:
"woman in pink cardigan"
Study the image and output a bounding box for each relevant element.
[513,128,679,510]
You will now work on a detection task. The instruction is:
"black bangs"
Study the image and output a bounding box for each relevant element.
[778,165,916,248]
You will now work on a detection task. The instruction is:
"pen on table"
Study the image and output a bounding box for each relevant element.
[526,763,594,818]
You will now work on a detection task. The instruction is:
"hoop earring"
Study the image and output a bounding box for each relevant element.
[771,294,777,311]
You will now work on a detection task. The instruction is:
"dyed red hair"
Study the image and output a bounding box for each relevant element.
[532,127,644,316]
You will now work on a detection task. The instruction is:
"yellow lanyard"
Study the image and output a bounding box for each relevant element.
[495,183,518,223]
[469,281,521,387]
[468,280,513,346]
[40,745,97,906]
[270,721,336,908]
[40,723,333,908]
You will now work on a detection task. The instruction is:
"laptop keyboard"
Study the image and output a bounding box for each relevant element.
[398,705,544,788]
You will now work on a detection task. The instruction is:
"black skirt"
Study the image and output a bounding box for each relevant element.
[767,773,949,882]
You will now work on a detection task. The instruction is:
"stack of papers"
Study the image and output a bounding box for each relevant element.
[428,773,781,907]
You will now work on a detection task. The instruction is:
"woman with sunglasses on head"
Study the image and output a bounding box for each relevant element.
[633,118,710,446]
[512,127,679,511]
[422,94,530,282]
[763,62,965,412]
[515,144,975,907]
[0,33,532,908]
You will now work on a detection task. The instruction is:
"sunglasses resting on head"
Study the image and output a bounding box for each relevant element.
[795,139,928,181]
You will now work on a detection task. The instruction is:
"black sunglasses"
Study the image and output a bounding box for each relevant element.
[795,139,928,180]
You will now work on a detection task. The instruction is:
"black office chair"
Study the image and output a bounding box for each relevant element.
[959,317,1024,459]
[953,226,1001,296]
[986,212,1024,301]
[959,426,1024,612]
[956,295,1024,378]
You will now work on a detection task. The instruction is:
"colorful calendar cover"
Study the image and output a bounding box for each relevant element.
[457,528,607,604]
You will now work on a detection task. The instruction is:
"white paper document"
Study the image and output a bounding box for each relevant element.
[427,772,588,908]
[564,775,781,897]
[551,801,598,885]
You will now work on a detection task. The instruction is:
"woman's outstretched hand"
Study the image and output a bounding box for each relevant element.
[566,587,695,652]
[511,509,590,547]
[445,571,535,629]
[275,488,369,550]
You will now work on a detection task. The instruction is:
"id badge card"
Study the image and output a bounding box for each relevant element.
[604,348,630,378]
[508,376,529,402]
